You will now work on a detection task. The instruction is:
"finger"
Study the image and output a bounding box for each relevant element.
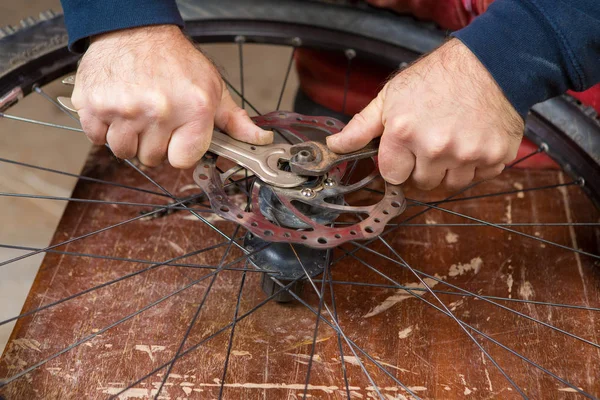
[168,118,214,169]
[474,164,505,181]
[378,128,415,185]
[105,119,140,160]
[79,110,109,145]
[326,92,385,153]
[442,165,476,190]
[137,121,170,167]
[214,87,273,145]
[409,157,447,191]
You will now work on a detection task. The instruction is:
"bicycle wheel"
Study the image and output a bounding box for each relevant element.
[0,1,599,399]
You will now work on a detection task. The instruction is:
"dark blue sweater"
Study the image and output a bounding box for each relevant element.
[60,0,600,117]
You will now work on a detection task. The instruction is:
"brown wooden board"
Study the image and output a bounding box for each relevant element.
[1,146,599,399]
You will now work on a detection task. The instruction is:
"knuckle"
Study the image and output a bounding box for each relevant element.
[189,91,211,111]
[143,92,170,121]
[426,137,450,158]
[456,145,480,163]
[385,116,409,138]
[485,146,507,165]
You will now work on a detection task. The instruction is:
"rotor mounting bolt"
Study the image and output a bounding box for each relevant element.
[324,178,336,187]
[300,188,316,198]
[293,149,315,164]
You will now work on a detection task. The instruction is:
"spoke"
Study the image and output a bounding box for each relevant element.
[341,49,355,115]
[1,95,180,200]
[223,77,261,115]
[269,210,401,399]
[329,279,600,312]
[374,237,528,398]
[0,112,82,132]
[0,192,212,212]
[218,261,248,399]
[268,268,421,400]
[343,160,361,186]
[0,194,203,269]
[356,239,600,350]
[236,35,246,110]
[109,274,307,399]
[0,267,219,387]
[397,147,545,225]
[0,242,271,328]
[276,42,298,110]
[407,181,577,207]
[340,245,593,398]
[329,147,547,268]
[121,157,174,198]
[34,85,80,124]
[302,257,329,400]
[325,255,351,399]
[0,157,170,198]
[0,240,274,275]
[154,225,243,398]
[409,199,600,259]
[275,232,417,399]
[396,222,600,227]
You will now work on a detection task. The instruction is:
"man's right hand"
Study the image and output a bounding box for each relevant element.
[72,25,273,168]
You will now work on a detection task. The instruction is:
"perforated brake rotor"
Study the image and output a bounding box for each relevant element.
[193,111,407,249]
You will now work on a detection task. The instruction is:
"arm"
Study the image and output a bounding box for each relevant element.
[453,0,600,117]
[329,0,600,190]
[61,0,184,52]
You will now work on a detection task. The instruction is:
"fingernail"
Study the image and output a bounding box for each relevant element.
[326,134,339,148]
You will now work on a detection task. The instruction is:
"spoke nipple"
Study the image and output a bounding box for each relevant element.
[324,178,336,187]
[291,37,302,47]
[234,35,246,44]
[344,49,356,60]
[576,177,585,187]
[539,142,549,152]
[300,188,316,198]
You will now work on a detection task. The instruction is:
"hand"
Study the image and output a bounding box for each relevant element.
[72,25,272,168]
[326,39,524,191]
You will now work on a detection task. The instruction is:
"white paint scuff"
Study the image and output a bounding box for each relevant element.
[398,326,413,339]
[506,273,514,298]
[134,345,166,362]
[448,257,482,277]
[445,231,459,244]
[363,275,443,318]
[513,182,525,198]
[518,281,534,300]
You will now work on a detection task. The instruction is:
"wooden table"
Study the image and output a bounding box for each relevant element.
[1,147,599,399]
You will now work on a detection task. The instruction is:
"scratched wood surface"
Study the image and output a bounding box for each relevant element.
[1,146,599,400]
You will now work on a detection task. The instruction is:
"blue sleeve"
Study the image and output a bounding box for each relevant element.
[60,0,185,53]
[452,0,600,117]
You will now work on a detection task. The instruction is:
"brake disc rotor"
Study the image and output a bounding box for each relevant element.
[194,111,406,249]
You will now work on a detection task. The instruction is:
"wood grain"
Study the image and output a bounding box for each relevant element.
[1,146,599,399]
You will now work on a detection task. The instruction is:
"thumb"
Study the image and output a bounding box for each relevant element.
[326,91,385,153]
[214,86,273,145]
[378,127,416,185]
